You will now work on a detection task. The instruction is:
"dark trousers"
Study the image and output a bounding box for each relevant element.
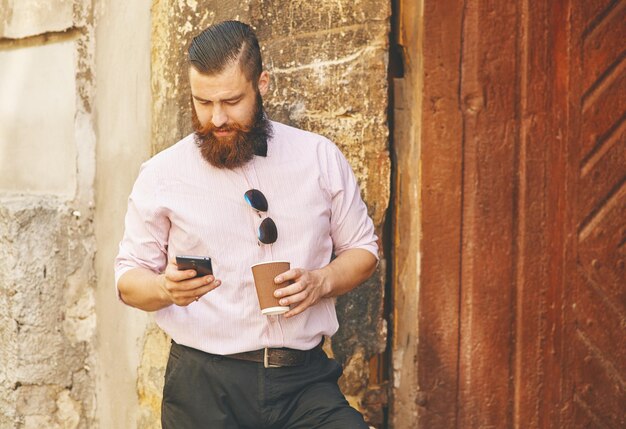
[161,342,369,429]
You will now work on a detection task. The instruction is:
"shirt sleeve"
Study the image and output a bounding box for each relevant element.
[323,142,379,259]
[114,162,170,288]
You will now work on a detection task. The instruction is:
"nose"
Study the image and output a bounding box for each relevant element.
[211,104,228,128]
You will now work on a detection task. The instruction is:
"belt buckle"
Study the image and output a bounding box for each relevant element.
[263,348,281,368]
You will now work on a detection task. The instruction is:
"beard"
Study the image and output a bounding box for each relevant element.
[192,93,273,169]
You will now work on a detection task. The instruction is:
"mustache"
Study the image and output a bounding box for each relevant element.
[195,119,250,137]
[191,92,263,138]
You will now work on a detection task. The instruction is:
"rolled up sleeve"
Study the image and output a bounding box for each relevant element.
[114,163,170,288]
[325,143,379,260]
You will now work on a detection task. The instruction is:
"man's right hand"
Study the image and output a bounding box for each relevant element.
[118,262,221,312]
[160,259,221,307]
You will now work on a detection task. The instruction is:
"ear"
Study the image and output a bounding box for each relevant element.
[257,71,270,96]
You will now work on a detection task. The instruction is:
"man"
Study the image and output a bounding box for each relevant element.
[115,20,378,429]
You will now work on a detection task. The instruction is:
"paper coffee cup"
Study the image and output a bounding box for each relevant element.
[251,261,292,315]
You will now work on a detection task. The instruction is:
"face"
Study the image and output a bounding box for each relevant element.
[190,62,271,169]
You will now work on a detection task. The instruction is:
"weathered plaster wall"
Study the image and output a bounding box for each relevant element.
[149,0,390,426]
[0,0,97,427]
[92,0,152,428]
[0,0,74,39]
[0,41,77,195]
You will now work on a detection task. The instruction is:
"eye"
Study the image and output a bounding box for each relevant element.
[194,98,211,106]
[224,98,241,106]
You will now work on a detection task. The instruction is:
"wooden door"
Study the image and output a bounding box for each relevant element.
[565,0,626,426]
[392,0,626,427]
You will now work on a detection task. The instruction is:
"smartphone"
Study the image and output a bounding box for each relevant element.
[176,255,213,278]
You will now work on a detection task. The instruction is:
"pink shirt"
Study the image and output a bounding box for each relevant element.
[115,121,378,354]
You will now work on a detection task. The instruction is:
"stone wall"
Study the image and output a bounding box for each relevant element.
[0,199,96,428]
[0,0,97,427]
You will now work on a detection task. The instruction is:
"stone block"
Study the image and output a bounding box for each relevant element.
[1,0,74,39]
[16,385,59,415]
[0,41,77,196]
[136,325,170,428]
[0,197,95,426]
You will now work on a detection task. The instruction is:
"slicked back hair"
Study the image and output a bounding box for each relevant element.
[188,21,263,87]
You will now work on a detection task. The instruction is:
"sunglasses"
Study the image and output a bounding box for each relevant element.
[244,189,278,244]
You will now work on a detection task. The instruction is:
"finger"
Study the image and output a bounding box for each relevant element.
[274,268,303,284]
[172,279,221,304]
[166,259,183,274]
[164,275,216,302]
[190,278,222,296]
[166,274,214,293]
[184,274,216,288]
[284,299,311,318]
[274,280,305,299]
[176,276,219,296]
[175,296,201,307]
[277,288,308,307]
[167,265,200,282]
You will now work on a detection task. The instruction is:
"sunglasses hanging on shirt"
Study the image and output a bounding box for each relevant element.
[244,189,278,245]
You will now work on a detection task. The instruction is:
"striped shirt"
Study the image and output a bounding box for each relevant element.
[115,121,378,354]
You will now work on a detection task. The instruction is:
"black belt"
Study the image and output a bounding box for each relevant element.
[226,340,324,368]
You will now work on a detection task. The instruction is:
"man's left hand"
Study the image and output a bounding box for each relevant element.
[272,268,331,318]
[270,249,378,319]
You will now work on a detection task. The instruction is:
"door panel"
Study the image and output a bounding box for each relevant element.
[400,0,626,428]
[570,1,626,426]
[582,1,626,90]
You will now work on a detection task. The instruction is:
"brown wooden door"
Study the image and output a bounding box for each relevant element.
[392,0,626,427]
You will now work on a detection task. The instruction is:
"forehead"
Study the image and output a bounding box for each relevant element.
[189,62,253,99]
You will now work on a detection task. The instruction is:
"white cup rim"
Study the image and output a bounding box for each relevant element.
[262,306,290,315]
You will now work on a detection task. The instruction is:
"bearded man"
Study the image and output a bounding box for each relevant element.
[115,20,378,429]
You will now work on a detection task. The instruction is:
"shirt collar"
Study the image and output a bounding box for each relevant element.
[254,138,267,157]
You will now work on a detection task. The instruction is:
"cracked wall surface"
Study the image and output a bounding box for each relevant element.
[0,0,97,427]
[0,199,96,428]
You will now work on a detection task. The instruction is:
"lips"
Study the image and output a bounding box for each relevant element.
[213,129,235,137]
